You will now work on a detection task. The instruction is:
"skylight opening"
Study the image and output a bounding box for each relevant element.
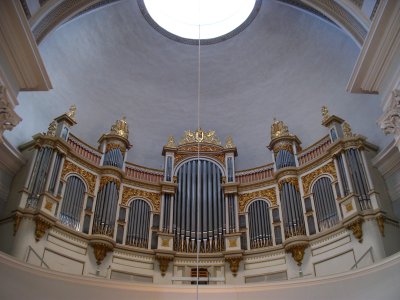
[143,0,257,40]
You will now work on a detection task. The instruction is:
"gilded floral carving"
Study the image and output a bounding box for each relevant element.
[61,160,97,194]
[122,186,160,211]
[99,176,120,191]
[278,177,299,191]
[301,161,337,194]
[238,188,277,212]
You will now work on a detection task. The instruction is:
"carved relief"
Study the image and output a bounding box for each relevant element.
[92,242,113,265]
[239,188,277,212]
[105,143,126,153]
[46,120,57,136]
[346,219,364,243]
[110,116,129,139]
[99,176,120,191]
[271,118,292,139]
[180,128,221,145]
[61,160,96,194]
[379,89,400,136]
[301,162,337,194]
[0,85,21,135]
[35,218,52,241]
[225,256,242,276]
[278,177,299,191]
[174,153,225,166]
[122,186,160,211]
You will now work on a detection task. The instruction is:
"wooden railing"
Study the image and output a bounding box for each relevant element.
[236,164,274,184]
[125,163,163,183]
[297,135,331,166]
[67,134,102,165]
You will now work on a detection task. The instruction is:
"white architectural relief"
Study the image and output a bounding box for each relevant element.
[0,85,21,137]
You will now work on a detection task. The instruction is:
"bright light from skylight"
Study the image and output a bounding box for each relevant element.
[143,0,256,40]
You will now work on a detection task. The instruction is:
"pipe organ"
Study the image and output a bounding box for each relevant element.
[3,105,396,282]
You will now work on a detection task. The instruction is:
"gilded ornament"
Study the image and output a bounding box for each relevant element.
[287,244,308,266]
[174,153,225,166]
[156,256,173,276]
[301,162,337,194]
[105,143,126,154]
[225,136,235,149]
[92,242,113,265]
[346,219,363,243]
[345,203,353,212]
[99,176,120,191]
[165,136,177,147]
[342,122,354,138]
[376,215,385,237]
[179,144,222,152]
[46,120,57,136]
[122,186,160,211]
[225,256,242,276]
[110,116,129,139]
[239,188,277,212]
[44,200,53,211]
[271,118,292,139]
[13,214,22,236]
[179,128,221,145]
[278,177,299,191]
[35,218,52,241]
[161,238,170,247]
[274,142,293,154]
[61,160,96,194]
[321,106,329,122]
[228,239,237,248]
[66,104,77,120]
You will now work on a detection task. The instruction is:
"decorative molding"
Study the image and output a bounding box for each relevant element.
[301,161,337,194]
[278,177,299,191]
[121,186,160,211]
[61,160,97,194]
[238,188,277,212]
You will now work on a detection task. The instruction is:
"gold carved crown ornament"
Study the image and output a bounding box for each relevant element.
[66,104,77,120]
[110,116,129,139]
[271,118,292,139]
[179,128,221,145]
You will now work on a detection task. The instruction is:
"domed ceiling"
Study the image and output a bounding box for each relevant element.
[6,0,388,169]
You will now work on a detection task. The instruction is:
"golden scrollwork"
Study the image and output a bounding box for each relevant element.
[156,255,173,276]
[271,118,292,139]
[179,128,221,145]
[342,122,354,138]
[105,143,126,153]
[121,186,160,212]
[278,177,299,191]
[66,104,77,120]
[165,136,177,147]
[99,176,121,191]
[225,256,242,276]
[174,153,225,166]
[273,142,293,154]
[321,106,329,122]
[44,200,53,211]
[346,219,364,243]
[34,217,52,241]
[225,135,235,149]
[238,188,277,212]
[286,244,308,266]
[61,160,97,194]
[161,237,170,247]
[92,242,113,265]
[110,116,129,139]
[301,161,337,194]
[179,144,222,152]
[345,202,353,212]
[46,120,57,136]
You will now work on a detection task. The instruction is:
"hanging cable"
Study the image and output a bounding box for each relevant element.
[196,0,201,298]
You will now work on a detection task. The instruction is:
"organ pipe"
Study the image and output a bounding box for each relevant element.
[173,159,225,253]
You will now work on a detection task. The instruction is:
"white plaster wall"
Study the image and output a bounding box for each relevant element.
[4,0,389,170]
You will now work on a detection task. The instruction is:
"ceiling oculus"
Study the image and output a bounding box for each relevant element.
[139,0,261,44]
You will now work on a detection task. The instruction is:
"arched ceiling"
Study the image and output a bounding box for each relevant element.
[7,0,388,169]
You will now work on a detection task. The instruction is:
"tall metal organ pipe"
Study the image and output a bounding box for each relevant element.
[173,159,225,252]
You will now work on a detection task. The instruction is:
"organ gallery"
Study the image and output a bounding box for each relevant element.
[1,105,398,284]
